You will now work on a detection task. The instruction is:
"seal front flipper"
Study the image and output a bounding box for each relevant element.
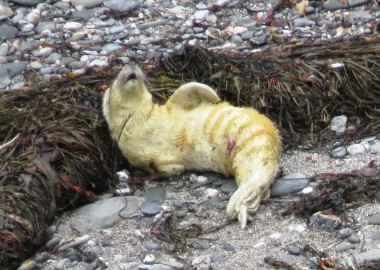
[166,82,221,111]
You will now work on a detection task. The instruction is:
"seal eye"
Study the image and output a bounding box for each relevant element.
[127,73,137,81]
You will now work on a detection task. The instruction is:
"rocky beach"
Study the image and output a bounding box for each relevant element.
[1,0,380,269]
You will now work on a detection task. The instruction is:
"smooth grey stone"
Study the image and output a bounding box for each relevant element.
[9,0,44,6]
[241,30,254,40]
[288,245,301,255]
[338,228,353,239]
[347,143,366,155]
[270,173,309,197]
[0,76,12,89]
[0,62,27,77]
[348,0,371,8]
[0,56,7,64]
[369,231,380,241]
[105,26,125,35]
[317,19,334,28]
[68,10,93,21]
[347,233,361,244]
[19,40,40,52]
[161,261,184,269]
[230,35,243,44]
[0,45,8,56]
[249,34,268,46]
[144,242,161,251]
[68,61,84,69]
[45,52,62,64]
[71,0,104,8]
[222,243,235,252]
[352,249,380,266]
[220,181,237,193]
[368,213,380,225]
[335,243,356,253]
[293,17,315,28]
[102,43,123,53]
[349,11,372,23]
[0,25,18,39]
[324,0,349,10]
[57,196,144,233]
[330,146,347,158]
[210,255,226,263]
[194,240,211,250]
[146,264,174,270]
[140,201,162,215]
[40,67,53,75]
[103,0,141,13]
[142,187,166,202]
[60,57,74,66]
[35,22,57,33]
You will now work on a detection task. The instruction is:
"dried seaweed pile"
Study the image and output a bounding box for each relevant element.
[0,73,125,269]
[282,161,380,218]
[157,37,380,146]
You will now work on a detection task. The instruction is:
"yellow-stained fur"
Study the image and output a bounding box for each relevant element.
[103,64,281,229]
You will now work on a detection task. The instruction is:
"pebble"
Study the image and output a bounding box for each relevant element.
[369,231,380,241]
[288,245,301,255]
[330,115,347,133]
[145,243,161,251]
[222,243,235,252]
[351,249,380,266]
[70,0,104,8]
[103,0,141,13]
[347,143,367,155]
[140,187,166,215]
[330,146,347,158]
[337,228,353,239]
[368,213,380,225]
[0,25,18,39]
[270,173,309,197]
[310,211,341,231]
[210,255,226,263]
[143,254,155,264]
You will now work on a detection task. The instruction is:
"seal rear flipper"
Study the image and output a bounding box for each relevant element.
[166,82,221,111]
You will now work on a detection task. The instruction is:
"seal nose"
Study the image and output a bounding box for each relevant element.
[127,73,137,81]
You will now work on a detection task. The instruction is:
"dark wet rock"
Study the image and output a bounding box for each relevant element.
[220,181,238,193]
[140,187,166,215]
[330,146,347,158]
[222,243,235,252]
[9,0,44,6]
[310,211,341,231]
[193,240,211,250]
[347,233,361,244]
[249,34,268,46]
[288,245,301,255]
[0,62,27,78]
[338,228,353,239]
[0,25,18,40]
[368,213,380,225]
[140,201,162,215]
[145,242,161,251]
[270,173,309,197]
[103,0,141,13]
